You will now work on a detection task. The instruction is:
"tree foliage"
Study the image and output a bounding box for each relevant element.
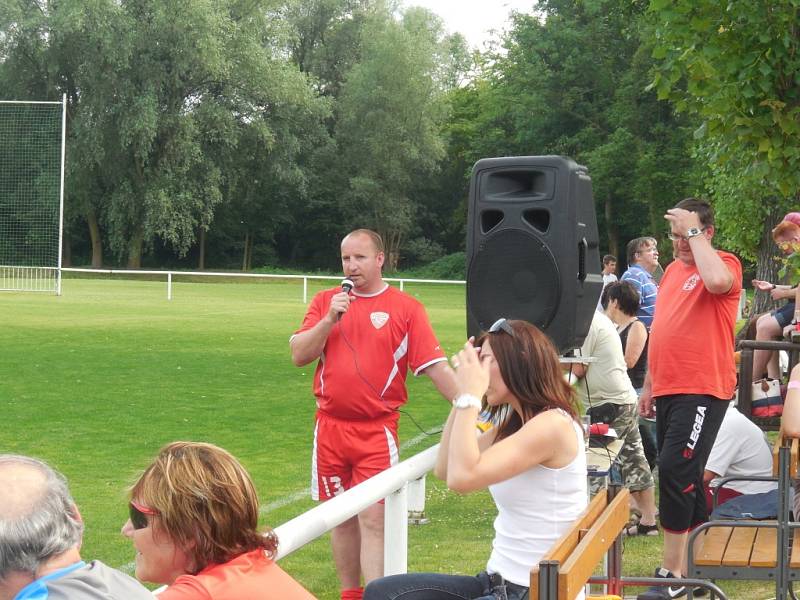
[648,0,800,199]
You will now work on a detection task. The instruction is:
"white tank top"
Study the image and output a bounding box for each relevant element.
[486,410,588,587]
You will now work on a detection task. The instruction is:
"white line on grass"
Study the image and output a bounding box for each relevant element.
[259,427,438,516]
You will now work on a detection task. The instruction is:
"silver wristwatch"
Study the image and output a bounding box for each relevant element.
[453,394,482,410]
[685,227,703,239]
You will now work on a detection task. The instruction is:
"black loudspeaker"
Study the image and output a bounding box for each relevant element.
[466,156,603,354]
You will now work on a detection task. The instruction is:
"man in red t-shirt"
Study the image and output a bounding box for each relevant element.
[290,229,458,600]
[636,199,742,600]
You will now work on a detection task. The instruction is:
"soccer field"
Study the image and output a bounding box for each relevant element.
[0,276,774,599]
[0,276,484,597]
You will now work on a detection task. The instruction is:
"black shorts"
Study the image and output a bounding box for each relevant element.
[773,302,795,328]
[655,394,728,533]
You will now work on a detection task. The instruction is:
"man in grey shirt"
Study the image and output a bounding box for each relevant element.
[0,454,153,600]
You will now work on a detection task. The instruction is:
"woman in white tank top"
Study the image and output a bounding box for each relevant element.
[364,319,587,600]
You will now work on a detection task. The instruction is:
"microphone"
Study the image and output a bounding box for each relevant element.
[337,279,354,322]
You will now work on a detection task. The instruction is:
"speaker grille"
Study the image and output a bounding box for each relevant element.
[467,229,560,332]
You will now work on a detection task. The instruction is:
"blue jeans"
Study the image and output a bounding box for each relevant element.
[363,571,529,600]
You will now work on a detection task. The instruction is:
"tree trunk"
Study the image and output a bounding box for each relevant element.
[751,205,783,316]
[198,227,206,270]
[61,231,72,267]
[127,227,143,269]
[242,231,251,271]
[87,209,103,268]
[604,196,619,260]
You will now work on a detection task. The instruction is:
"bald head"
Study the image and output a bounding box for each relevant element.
[0,455,83,579]
[0,462,48,520]
[342,229,384,254]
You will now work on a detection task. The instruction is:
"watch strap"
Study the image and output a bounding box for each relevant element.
[453,393,482,410]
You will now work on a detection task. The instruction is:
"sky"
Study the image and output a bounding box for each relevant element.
[402,0,536,49]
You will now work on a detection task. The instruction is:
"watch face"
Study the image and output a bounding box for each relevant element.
[686,227,702,237]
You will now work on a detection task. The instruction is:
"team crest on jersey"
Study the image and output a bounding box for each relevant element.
[371,312,389,329]
[683,273,700,291]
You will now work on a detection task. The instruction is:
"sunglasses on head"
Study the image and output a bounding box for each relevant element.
[488,318,515,338]
[129,500,158,530]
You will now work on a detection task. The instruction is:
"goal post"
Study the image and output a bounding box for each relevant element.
[0,95,66,294]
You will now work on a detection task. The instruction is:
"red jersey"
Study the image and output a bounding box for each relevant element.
[295,284,447,420]
[159,549,315,600]
[649,250,742,400]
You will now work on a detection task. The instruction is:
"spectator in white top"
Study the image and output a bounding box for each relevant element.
[704,403,778,512]
[597,254,618,312]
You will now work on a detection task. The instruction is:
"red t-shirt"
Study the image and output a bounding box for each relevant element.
[158,549,315,600]
[649,250,742,400]
[294,284,447,420]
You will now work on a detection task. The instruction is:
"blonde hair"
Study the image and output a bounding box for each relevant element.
[130,442,277,573]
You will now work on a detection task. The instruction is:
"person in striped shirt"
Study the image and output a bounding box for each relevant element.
[621,237,660,329]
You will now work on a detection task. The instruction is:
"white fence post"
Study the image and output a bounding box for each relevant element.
[303,276,308,303]
[167,272,172,301]
[384,483,409,576]
[407,477,428,525]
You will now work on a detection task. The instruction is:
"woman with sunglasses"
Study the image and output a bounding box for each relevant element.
[364,319,587,600]
[122,441,314,599]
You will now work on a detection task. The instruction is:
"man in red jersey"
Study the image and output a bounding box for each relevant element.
[636,199,742,600]
[291,229,458,600]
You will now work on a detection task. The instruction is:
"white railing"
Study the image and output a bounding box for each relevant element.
[274,444,437,573]
[152,444,437,596]
[61,268,465,302]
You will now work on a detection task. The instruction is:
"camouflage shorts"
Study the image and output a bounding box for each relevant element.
[590,402,654,496]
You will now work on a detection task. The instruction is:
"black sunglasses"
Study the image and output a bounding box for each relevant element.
[129,500,158,530]
[488,318,515,338]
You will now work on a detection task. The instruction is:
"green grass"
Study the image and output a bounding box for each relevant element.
[0,277,776,598]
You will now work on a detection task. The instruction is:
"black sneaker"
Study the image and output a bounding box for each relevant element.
[636,567,687,599]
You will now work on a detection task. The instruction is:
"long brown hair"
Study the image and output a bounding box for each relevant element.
[477,320,578,443]
[130,442,277,573]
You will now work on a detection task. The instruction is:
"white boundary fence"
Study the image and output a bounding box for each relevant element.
[61,268,465,301]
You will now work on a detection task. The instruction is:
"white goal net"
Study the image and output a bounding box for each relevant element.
[0,96,66,293]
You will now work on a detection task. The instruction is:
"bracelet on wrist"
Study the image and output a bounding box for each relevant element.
[772,284,777,290]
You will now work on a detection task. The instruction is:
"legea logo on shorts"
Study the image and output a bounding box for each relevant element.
[682,273,700,291]
[371,312,389,329]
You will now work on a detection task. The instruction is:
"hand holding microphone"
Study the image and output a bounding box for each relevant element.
[331,278,355,322]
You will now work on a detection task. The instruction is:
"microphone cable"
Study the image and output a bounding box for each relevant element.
[336,286,441,437]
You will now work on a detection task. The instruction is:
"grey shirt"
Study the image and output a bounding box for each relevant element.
[43,560,153,600]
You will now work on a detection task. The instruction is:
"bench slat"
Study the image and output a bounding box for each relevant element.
[791,529,800,569]
[557,489,631,600]
[695,527,732,566]
[721,527,757,566]
[530,491,609,600]
[749,527,777,568]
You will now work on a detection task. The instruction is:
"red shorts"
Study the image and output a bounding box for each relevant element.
[311,411,399,501]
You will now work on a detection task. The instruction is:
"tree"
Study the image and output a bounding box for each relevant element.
[334,7,450,269]
[648,0,800,199]
[1,0,329,268]
[647,0,800,286]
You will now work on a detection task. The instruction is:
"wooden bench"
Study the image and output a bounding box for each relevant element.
[687,434,800,600]
[530,485,630,600]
